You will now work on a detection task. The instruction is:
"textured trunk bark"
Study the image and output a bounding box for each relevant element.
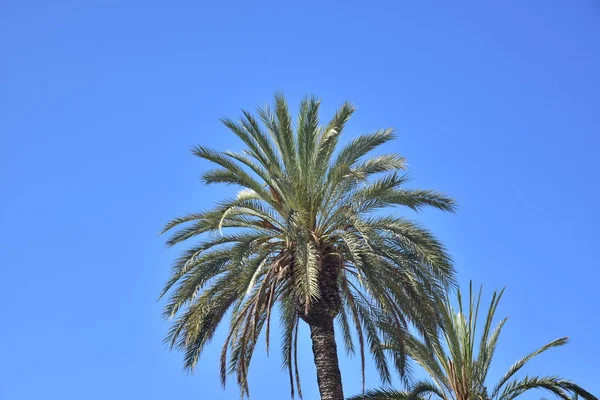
[309,318,344,400]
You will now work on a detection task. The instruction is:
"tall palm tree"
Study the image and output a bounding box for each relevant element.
[350,283,596,400]
[160,93,456,399]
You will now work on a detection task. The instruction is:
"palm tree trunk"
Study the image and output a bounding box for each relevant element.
[309,318,344,400]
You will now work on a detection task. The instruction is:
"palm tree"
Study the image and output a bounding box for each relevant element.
[160,93,456,399]
[350,283,596,400]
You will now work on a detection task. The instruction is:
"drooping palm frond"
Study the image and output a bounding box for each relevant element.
[497,376,596,400]
[348,387,414,400]
[348,380,443,400]
[490,337,568,398]
[161,93,457,397]
[353,283,596,400]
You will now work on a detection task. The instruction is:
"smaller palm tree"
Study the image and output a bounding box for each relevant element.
[350,283,596,400]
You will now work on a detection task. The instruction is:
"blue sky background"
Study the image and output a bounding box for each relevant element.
[1,1,599,399]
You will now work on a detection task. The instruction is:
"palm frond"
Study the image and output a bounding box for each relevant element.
[314,101,356,179]
[491,337,568,398]
[348,388,413,400]
[497,376,594,400]
[352,284,594,400]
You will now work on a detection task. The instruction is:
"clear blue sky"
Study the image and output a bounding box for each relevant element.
[1,1,599,399]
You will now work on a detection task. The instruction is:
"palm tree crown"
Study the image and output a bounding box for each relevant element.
[350,283,597,400]
[160,93,456,398]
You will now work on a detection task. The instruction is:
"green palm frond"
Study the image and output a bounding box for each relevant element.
[355,283,596,400]
[497,376,594,400]
[161,93,456,398]
[347,388,413,400]
[348,381,442,400]
[491,337,568,398]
